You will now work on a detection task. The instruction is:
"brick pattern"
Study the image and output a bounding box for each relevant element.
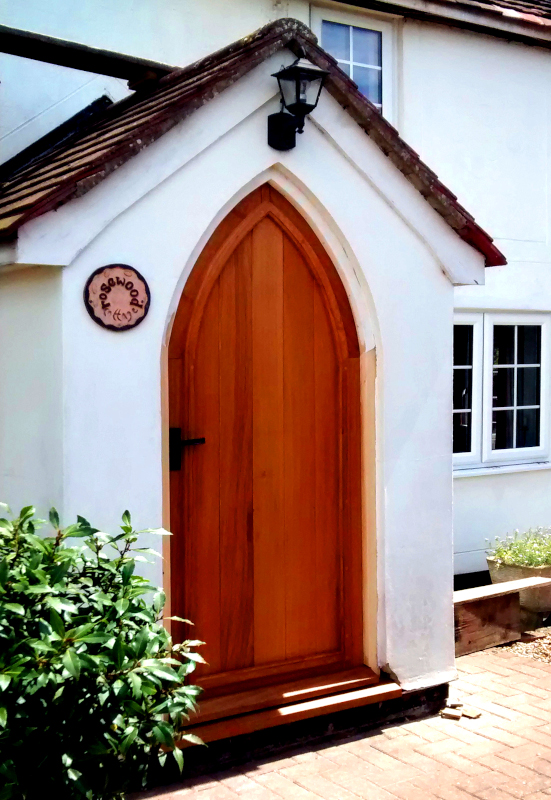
[136,649,551,800]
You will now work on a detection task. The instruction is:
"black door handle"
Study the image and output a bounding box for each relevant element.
[169,428,205,471]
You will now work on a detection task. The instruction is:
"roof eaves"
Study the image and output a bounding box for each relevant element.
[0,18,506,267]
[296,36,506,266]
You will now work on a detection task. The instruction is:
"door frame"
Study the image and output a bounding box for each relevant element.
[161,172,378,675]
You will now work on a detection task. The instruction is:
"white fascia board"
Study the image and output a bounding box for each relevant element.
[310,96,487,285]
[15,50,297,268]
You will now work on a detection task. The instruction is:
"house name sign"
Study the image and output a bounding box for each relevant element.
[84,265,151,331]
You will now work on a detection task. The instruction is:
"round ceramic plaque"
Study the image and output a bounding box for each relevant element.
[84,264,150,331]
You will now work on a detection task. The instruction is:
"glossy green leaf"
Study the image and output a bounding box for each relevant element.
[0,560,7,589]
[173,746,184,772]
[114,597,129,616]
[121,560,135,585]
[62,648,81,680]
[49,608,65,638]
[180,733,205,746]
[120,726,138,754]
[3,603,24,616]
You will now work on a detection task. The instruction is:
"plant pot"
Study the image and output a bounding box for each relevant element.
[487,556,551,624]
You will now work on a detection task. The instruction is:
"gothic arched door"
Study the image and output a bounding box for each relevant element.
[168,185,367,721]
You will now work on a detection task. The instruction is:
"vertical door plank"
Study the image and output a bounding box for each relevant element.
[186,281,222,676]
[342,357,364,665]
[313,291,341,655]
[252,217,286,666]
[283,235,318,659]
[168,356,184,638]
[218,240,254,671]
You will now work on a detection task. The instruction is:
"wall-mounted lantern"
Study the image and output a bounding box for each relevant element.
[268,57,329,151]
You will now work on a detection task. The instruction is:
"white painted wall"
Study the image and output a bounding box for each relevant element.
[0,53,130,164]
[398,19,551,572]
[5,53,486,686]
[0,266,63,516]
[0,0,309,66]
[4,2,551,573]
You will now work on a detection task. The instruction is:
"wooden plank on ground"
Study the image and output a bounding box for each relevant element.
[454,593,520,656]
[183,681,402,743]
[192,666,378,724]
[454,577,551,605]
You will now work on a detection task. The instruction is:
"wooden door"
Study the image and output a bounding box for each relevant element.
[169,185,362,699]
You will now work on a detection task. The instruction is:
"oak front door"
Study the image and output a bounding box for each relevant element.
[169,185,363,705]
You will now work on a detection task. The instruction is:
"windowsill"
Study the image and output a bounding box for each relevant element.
[454,460,551,478]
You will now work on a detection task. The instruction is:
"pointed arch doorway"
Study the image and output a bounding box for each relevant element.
[168,185,374,730]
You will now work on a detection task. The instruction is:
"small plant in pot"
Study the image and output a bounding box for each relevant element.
[487,527,551,628]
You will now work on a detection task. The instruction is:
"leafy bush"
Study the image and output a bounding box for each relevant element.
[488,527,551,567]
[0,504,204,800]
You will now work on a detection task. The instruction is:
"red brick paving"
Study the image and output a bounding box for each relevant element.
[137,648,551,799]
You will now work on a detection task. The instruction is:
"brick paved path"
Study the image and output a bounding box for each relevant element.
[139,647,551,800]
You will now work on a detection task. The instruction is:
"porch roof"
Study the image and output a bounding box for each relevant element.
[0,18,506,267]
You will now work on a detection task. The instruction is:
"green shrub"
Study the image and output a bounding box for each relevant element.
[0,504,204,800]
[488,527,551,567]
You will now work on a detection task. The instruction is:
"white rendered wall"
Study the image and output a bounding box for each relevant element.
[0,0,309,66]
[4,0,549,572]
[398,19,551,572]
[12,59,483,686]
[0,266,63,517]
[0,53,130,164]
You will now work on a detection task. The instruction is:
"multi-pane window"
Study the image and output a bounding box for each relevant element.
[453,325,473,454]
[453,314,548,469]
[492,325,541,451]
[321,20,382,109]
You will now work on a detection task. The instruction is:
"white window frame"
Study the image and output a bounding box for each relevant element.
[482,312,550,466]
[453,312,551,470]
[310,5,398,124]
[453,313,483,468]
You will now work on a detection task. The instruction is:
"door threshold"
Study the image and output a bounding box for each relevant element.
[184,669,401,743]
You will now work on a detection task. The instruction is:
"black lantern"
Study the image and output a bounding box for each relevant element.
[268,57,329,151]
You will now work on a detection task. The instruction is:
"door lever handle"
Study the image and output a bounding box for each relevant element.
[169,428,205,471]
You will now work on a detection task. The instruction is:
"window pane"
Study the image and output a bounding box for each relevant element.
[453,412,472,454]
[493,367,514,407]
[454,325,473,366]
[492,410,514,450]
[338,62,351,77]
[518,325,541,364]
[453,369,472,410]
[516,408,540,448]
[353,65,381,105]
[352,27,381,66]
[494,325,515,365]
[517,367,540,407]
[322,21,350,62]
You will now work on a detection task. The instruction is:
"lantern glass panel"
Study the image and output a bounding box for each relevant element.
[279,75,298,110]
[302,75,323,108]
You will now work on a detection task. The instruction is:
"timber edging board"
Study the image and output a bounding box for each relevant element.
[453,576,551,657]
[182,681,402,744]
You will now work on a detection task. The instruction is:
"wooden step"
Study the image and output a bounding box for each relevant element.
[454,577,551,656]
[454,576,551,605]
[184,680,402,743]
[192,666,379,724]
